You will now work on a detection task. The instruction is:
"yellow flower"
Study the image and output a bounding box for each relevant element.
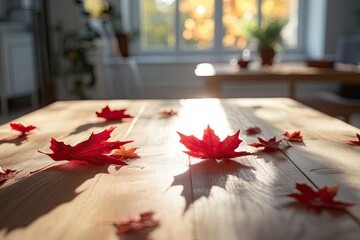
[83,0,109,18]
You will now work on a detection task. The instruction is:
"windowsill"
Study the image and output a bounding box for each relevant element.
[125,52,308,65]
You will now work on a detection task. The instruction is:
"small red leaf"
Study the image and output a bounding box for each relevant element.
[248,137,282,152]
[159,109,177,116]
[0,167,18,185]
[284,131,303,142]
[347,133,360,146]
[39,127,132,166]
[10,123,37,135]
[245,127,261,135]
[96,105,133,121]
[113,211,159,236]
[178,125,252,160]
[287,183,354,211]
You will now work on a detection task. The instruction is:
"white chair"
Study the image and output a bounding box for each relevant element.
[89,19,144,99]
[299,35,360,122]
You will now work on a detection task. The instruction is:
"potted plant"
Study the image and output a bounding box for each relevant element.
[248,20,285,65]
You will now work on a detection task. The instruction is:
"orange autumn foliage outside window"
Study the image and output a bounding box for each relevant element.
[139,0,298,51]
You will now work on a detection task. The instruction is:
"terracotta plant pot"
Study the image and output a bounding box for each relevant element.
[116,33,130,57]
[237,59,250,69]
[260,47,275,66]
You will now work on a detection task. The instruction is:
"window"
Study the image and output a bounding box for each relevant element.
[135,0,300,53]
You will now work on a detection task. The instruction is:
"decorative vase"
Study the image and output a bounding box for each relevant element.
[260,47,275,66]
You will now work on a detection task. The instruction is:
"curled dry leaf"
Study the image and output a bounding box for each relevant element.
[0,166,18,185]
[113,211,159,236]
[347,133,360,146]
[287,183,354,211]
[159,109,177,116]
[284,131,303,142]
[248,137,282,152]
[245,127,261,135]
[39,127,132,166]
[178,125,252,160]
[96,105,133,121]
[113,146,140,160]
[10,123,37,135]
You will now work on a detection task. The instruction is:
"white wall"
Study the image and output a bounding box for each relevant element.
[344,0,360,35]
[324,0,360,56]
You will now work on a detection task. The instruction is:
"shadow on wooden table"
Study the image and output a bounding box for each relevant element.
[117,226,160,240]
[0,134,29,146]
[0,161,108,233]
[171,159,256,213]
[220,101,360,225]
[67,122,115,136]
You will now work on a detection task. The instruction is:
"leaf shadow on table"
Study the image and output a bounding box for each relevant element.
[0,161,108,233]
[67,121,115,136]
[117,226,160,240]
[280,202,350,218]
[170,159,256,213]
[0,134,29,146]
[253,150,291,163]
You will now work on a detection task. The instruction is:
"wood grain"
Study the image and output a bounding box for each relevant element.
[187,99,360,240]
[0,98,360,240]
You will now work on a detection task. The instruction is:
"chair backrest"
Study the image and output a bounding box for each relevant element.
[336,35,360,64]
[336,35,360,99]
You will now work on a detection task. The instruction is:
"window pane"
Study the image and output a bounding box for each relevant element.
[140,0,176,50]
[179,0,215,50]
[222,0,258,49]
[262,0,298,48]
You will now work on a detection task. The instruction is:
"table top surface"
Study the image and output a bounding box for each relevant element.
[1,98,360,240]
[195,62,360,81]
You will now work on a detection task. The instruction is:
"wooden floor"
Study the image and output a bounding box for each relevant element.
[0,98,360,240]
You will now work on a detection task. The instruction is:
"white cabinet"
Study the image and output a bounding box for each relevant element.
[0,30,38,115]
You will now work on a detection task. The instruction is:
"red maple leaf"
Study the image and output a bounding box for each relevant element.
[113,211,159,236]
[159,109,177,116]
[177,125,252,160]
[245,127,261,135]
[347,133,360,146]
[10,123,37,135]
[284,130,303,142]
[248,137,282,152]
[287,183,354,211]
[39,127,132,165]
[96,106,133,121]
[0,167,18,185]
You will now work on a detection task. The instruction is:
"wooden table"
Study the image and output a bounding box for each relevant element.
[195,62,360,98]
[1,98,360,240]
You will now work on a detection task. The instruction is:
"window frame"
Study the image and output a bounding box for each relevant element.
[129,0,307,58]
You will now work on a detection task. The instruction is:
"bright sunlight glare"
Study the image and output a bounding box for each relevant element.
[196,5,206,15]
[194,63,215,76]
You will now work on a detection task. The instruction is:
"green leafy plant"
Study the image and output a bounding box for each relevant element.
[248,20,285,52]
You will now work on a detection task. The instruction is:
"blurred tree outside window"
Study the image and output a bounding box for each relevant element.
[140,0,176,50]
[138,0,299,52]
[179,0,215,51]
